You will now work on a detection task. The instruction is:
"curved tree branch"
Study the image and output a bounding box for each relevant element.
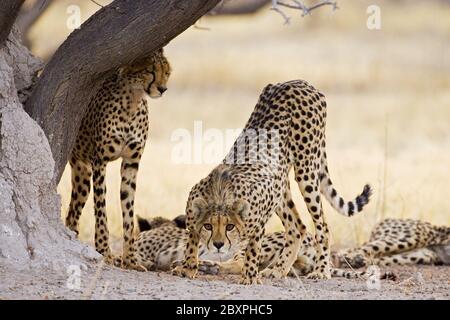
[25,0,220,183]
[0,0,24,47]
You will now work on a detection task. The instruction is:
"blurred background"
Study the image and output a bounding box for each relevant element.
[24,0,450,249]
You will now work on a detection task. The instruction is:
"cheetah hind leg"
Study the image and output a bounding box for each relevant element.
[262,190,305,280]
[297,175,332,280]
[370,248,439,267]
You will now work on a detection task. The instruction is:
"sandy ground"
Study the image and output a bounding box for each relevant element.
[1,263,449,300]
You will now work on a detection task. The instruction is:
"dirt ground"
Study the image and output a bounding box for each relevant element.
[1,262,448,300]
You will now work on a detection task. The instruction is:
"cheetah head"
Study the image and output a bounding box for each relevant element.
[122,48,172,98]
[136,214,186,233]
[191,197,249,256]
[147,48,171,98]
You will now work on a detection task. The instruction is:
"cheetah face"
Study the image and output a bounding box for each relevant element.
[192,198,249,256]
[146,53,171,99]
[123,48,172,98]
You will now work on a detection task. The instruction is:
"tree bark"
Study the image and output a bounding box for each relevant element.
[0,0,24,47]
[1,27,99,271]
[25,0,221,183]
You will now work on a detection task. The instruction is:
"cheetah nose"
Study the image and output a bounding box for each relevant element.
[157,86,167,94]
[213,241,224,250]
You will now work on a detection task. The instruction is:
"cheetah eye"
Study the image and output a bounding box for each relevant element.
[204,223,213,231]
[226,224,235,231]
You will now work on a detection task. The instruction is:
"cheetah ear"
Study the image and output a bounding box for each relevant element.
[191,198,208,232]
[117,66,128,79]
[192,198,207,217]
[173,215,187,229]
[136,215,152,233]
[231,199,250,221]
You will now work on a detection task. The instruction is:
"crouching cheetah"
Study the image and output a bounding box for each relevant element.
[333,218,450,268]
[65,49,171,268]
[133,215,391,280]
[173,80,372,284]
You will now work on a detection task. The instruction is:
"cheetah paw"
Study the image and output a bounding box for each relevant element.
[261,267,287,280]
[306,271,331,280]
[104,253,121,267]
[239,275,262,285]
[198,260,220,275]
[340,254,367,269]
[127,263,148,272]
[172,265,198,279]
[120,258,148,272]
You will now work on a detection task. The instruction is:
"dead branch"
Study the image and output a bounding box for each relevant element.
[271,0,338,24]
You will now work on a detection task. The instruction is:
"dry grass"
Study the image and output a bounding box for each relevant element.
[29,0,450,248]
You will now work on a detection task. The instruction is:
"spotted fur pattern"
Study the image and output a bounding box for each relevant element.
[173,80,372,284]
[133,216,390,280]
[333,218,450,268]
[65,49,171,269]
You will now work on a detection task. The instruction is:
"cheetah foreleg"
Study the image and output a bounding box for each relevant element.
[172,230,200,279]
[120,158,140,268]
[93,160,112,258]
[239,230,263,285]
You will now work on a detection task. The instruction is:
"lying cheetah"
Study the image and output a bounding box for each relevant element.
[333,218,450,268]
[135,216,448,278]
[134,215,385,279]
[173,80,372,284]
[134,215,395,280]
[65,49,171,268]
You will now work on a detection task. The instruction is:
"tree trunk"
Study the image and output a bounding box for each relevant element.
[25,0,221,184]
[0,0,24,47]
[0,0,219,272]
[1,26,99,271]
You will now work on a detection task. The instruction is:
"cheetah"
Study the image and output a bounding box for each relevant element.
[333,218,450,268]
[136,214,186,232]
[134,215,390,280]
[65,48,171,268]
[172,80,373,284]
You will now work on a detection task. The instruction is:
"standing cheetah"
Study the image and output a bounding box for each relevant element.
[65,49,171,268]
[333,218,450,268]
[173,80,372,284]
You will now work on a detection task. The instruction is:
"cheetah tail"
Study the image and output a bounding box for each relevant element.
[331,268,397,281]
[331,268,366,279]
[320,175,373,217]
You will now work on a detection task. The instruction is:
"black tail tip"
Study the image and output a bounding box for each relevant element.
[362,184,373,199]
[355,184,373,212]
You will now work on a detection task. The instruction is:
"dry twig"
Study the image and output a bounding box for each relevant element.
[271,0,338,24]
